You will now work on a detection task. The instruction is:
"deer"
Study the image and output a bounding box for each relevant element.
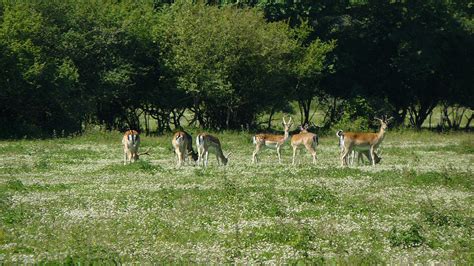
[196,133,231,167]
[337,116,392,167]
[122,130,150,165]
[172,131,198,167]
[349,150,382,165]
[252,117,293,164]
[336,131,382,165]
[290,123,319,165]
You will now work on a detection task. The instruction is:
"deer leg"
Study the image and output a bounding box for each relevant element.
[175,149,179,165]
[292,145,297,165]
[197,147,203,167]
[305,144,316,165]
[123,150,127,165]
[180,150,185,167]
[175,148,181,167]
[358,152,365,165]
[205,151,209,167]
[341,147,352,167]
[369,146,375,166]
[276,145,282,164]
[252,144,260,164]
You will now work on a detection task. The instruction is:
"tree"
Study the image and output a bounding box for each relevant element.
[159,2,297,129]
[0,2,85,137]
[291,34,335,125]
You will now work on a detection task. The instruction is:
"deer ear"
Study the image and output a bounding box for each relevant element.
[226,152,232,158]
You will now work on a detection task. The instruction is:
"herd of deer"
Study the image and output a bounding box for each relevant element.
[122,116,393,167]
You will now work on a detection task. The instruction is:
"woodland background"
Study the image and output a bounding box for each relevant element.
[0,0,472,138]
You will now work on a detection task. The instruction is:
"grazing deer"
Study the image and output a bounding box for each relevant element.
[350,150,382,165]
[172,131,198,167]
[122,130,143,165]
[252,117,293,164]
[337,116,392,166]
[291,124,319,165]
[196,133,231,167]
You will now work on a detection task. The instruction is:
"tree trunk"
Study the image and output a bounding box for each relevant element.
[408,102,436,129]
[322,97,340,129]
[144,111,150,136]
[267,106,276,129]
[298,98,312,126]
[442,105,452,128]
[464,113,473,130]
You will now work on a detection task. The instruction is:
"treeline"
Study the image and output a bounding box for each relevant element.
[0,0,472,138]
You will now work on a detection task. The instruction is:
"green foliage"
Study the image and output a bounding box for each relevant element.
[333,96,376,131]
[0,0,471,137]
[388,224,426,248]
[294,186,335,204]
[159,2,300,128]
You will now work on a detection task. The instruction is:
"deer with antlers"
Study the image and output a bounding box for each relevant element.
[172,131,198,167]
[252,117,293,164]
[337,116,392,166]
[337,131,382,165]
[291,123,319,165]
[196,133,231,167]
[122,130,149,165]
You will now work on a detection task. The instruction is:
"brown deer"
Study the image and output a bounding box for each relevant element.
[122,130,149,165]
[337,117,392,166]
[252,117,293,164]
[290,124,319,165]
[172,131,198,167]
[196,133,231,167]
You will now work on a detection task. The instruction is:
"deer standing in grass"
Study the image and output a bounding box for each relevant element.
[122,130,140,165]
[172,131,198,167]
[349,150,382,166]
[337,117,392,166]
[196,133,231,167]
[337,131,381,165]
[252,117,293,164]
[291,124,319,165]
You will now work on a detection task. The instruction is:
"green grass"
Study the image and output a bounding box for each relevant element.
[0,130,472,263]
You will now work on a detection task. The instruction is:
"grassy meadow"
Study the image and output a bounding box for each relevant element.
[0,129,473,263]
